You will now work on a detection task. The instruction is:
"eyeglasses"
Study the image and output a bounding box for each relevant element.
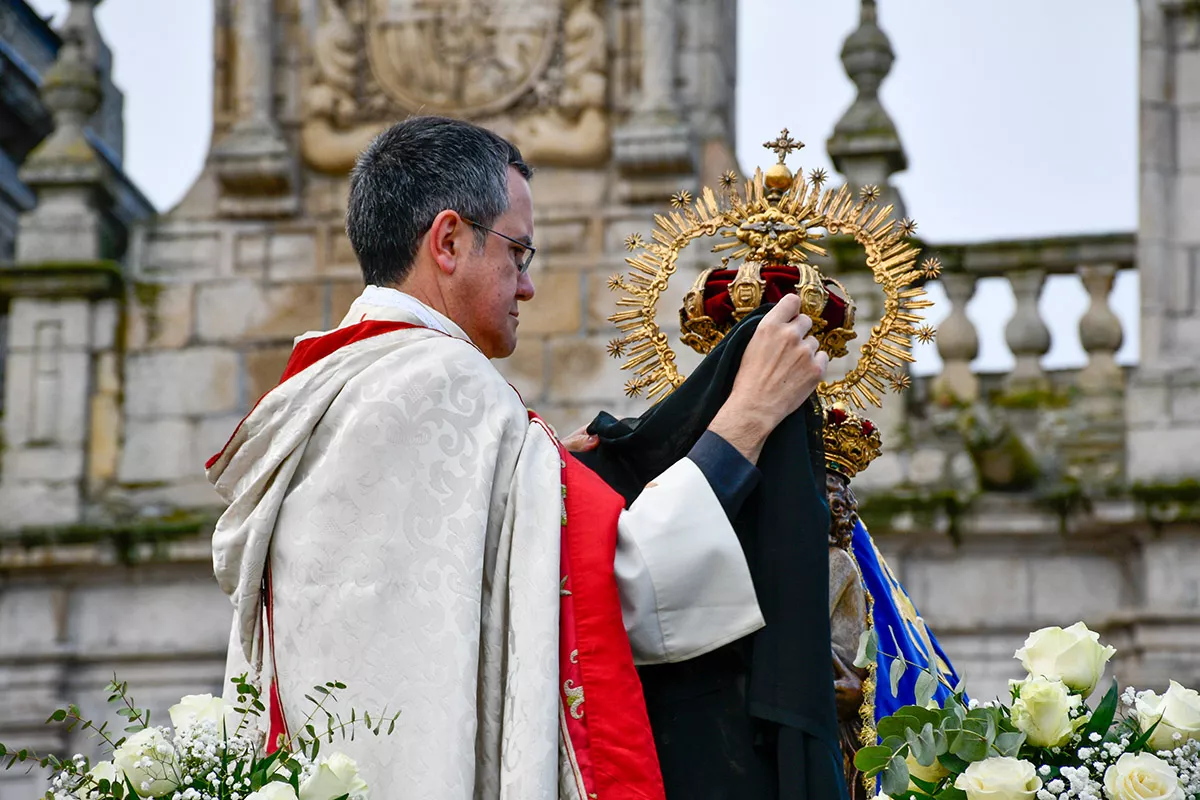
[461,216,536,274]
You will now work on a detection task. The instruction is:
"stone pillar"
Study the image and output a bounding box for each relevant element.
[15,32,107,263]
[1127,0,1200,481]
[209,0,297,217]
[611,0,693,200]
[934,272,979,401]
[0,5,126,529]
[1003,269,1050,391]
[636,0,678,117]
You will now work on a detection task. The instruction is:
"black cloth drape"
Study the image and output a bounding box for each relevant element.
[578,306,848,800]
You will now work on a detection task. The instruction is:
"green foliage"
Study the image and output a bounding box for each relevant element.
[2,673,400,799]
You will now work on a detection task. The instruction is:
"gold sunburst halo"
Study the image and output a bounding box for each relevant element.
[624,233,644,252]
[915,324,937,344]
[920,257,942,279]
[899,218,918,237]
[720,170,738,189]
[607,129,934,410]
[860,184,881,202]
[606,339,626,358]
[809,168,828,186]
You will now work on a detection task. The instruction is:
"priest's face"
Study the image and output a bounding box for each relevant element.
[457,167,536,359]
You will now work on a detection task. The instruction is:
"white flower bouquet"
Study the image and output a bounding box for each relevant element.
[857,621,1200,800]
[0,674,398,800]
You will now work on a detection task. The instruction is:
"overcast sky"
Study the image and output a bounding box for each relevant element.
[27,0,1141,373]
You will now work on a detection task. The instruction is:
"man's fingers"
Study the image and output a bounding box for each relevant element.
[561,430,599,453]
[764,293,801,323]
[814,349,830,370]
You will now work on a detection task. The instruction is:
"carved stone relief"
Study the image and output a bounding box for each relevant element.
[300,0,610,173]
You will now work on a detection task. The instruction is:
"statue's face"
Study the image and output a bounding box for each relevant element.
[826,471,858,549]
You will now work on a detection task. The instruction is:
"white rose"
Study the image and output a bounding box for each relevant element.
[1136,680,1200,753]
[906,750,949,786]
[1103,752,1184,800]
[246,784,300,800]
[953,757,1042,800]
[1014,621,1115,697]
[168,693,238,735]
[76,761,120,798]
[1009,675,1083,748]
[113,728,178,798]
[299,752,369,800]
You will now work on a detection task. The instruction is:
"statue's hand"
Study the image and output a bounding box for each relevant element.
[833,653,867,721]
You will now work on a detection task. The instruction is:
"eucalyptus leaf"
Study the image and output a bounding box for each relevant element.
[854,629,879,669]
[854,745,895,776]
[915,671,939,709]
[993,731,1025,758]
[880,754,911,797]
[889,658,907,697]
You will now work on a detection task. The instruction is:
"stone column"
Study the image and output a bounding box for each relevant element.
[612,0,693,198]
[933,272,979,401]
[1126,0,1200,481]
[1003,269,1050,391]
[209,0,297,217]
[635,0,678,117]
[2,5,126,528]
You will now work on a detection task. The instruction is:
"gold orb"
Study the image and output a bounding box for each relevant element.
[764,162,793,190]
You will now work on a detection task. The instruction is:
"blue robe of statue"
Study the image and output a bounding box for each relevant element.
[849,519,964,735]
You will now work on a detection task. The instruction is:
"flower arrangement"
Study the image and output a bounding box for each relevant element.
[0,674,398,800]
[856,621,1200,800]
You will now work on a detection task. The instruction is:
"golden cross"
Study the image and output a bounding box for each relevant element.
[762,128,804,163]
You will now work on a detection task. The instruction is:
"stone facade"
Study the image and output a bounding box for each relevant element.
[0,0,1199,795]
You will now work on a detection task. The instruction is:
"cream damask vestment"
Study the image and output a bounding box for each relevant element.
[207,288,764,798]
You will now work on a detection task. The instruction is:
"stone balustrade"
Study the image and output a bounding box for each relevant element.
[926,232,1136,400]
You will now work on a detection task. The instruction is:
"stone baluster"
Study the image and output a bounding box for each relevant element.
[210,0,296,216]
[933,272,979,401]
[1004,269,1051,391]
[1077,264,1124,393]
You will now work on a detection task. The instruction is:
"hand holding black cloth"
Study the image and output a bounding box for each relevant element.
[577,306,849,800]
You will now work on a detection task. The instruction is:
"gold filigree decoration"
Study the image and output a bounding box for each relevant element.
[624,233,644,252]
[899,218,918,237]
[564,680,585,719]
[920,257,942,279]
[860,184,881,203]
[915,324,937,344]
[606,128,934,408]
[888,372,913,392]
[606,274,625,291]
[809,167,828,186]
[606,338,626,358]
[763,128,804,161]
[720,170,739,189]
[670,190,693,208]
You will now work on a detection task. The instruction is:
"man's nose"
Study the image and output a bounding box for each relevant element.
[517,270,536,301]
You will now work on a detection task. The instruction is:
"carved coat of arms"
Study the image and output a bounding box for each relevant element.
[301,0,609,173]
[365,0,561,117]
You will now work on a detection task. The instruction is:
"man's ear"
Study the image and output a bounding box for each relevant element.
[427,210,464,276]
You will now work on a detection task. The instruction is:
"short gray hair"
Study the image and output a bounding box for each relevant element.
[346,116,532,286]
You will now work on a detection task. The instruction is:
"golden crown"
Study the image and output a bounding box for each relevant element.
[823,403,883,479]
[606,128,939,408]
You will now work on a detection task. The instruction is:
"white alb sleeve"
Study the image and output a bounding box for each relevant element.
[614,457,764,665]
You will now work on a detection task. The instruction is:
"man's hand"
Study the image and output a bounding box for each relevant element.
[707,294,829,464]
[561,426,599,453]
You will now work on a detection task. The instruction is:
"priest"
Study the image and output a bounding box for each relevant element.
[206,116,829,799]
